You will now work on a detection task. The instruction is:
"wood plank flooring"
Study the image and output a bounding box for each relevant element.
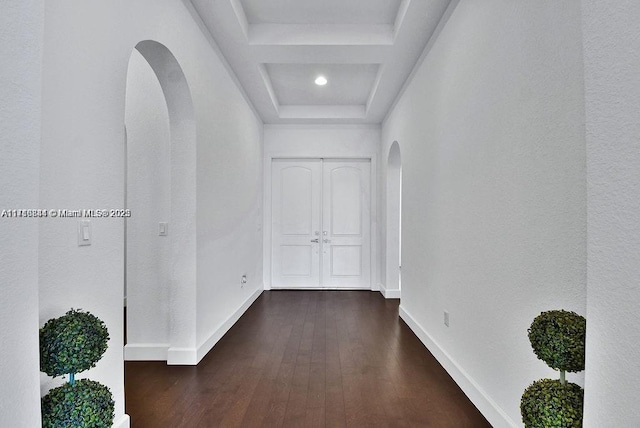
[125,291,490,427]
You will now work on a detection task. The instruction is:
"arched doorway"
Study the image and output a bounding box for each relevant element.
[124,41,197,364]
[385,141,402,298]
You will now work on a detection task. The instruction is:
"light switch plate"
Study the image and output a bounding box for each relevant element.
[78,220,91,246]
[159,222,168,236]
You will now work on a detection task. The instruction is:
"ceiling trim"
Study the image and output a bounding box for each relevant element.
[230,0,250,40]
[279,105,366,120]
[365,65,385,116]
[249,24,394,46]
[257,64,280,115]
[393,0,412,40]
[264,123,381,130]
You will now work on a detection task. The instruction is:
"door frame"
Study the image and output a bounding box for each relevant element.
[263,153,378,291]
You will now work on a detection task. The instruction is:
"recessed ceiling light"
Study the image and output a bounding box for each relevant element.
[315,76,327,86]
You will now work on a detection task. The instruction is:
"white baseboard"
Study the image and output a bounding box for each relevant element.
[124,343,169,361]
[167,347,198,365]
[113,413,130,428]
[379,282,401,299]
[399,305,517,428]
[196,287,263,363]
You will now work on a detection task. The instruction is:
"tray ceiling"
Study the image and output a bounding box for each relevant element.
[188,0,453,124]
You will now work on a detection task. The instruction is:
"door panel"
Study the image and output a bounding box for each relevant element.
[271,159,321,287]
[271,158,370,289]
[330,246,362,277]
[328,166,362,236]
[280,166,314,236]
[280,245,312,276]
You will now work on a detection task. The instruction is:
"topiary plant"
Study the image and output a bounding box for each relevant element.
[522,309,586,428]
[40,308,109,384]
[527,309,586,384]
[41,379,114,428]
[40,308,114,427]
[521,379,583,428]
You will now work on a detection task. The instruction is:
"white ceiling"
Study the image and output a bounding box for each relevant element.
[266,63,379,105]
[241,0,401,25]
[188,0,453,124]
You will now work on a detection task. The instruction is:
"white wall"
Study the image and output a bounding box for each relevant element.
[39,0,263,424]
[381,2,586,426]
[264,125,380,157]
[194,44,264,359]
[0,1,43,426]
[125,50,172,352]
[263,125,380,290]
[582,1,640,425]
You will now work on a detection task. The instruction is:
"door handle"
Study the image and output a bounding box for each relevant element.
[311,238,319,243]
[323,238,331,243]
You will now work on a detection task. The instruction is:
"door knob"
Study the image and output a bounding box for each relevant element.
[311,238,319,243]
[323,238,331,243]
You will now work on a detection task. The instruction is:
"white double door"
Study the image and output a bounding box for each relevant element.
[271,158,371,289]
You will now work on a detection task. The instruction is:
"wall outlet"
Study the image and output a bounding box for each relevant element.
[241,275,247,287]
[444,311,450,327]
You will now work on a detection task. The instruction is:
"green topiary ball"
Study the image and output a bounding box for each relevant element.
[40,309,109,377]
[521,379,583,428]
[528,310,586,372]
[41,379,114,427]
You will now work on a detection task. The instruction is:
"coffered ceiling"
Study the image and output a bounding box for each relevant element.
[188,0,453,124]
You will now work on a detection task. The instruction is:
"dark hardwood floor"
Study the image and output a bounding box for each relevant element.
[125,291,490,427]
